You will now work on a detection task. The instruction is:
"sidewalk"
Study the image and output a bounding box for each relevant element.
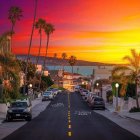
[94,103,140,137]
[0,96,43,124]
[106,103,140,122]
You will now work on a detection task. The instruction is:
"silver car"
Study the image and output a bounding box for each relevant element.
[42,91,54,101]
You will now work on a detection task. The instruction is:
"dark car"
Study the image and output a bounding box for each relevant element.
[6,100,32,122]
[90,97,105,110]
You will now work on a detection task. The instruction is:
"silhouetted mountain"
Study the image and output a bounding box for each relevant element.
[16,54,116,66]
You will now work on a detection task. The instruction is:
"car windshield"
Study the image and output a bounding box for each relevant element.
[94,98,103,101]
[43,92,51,95]
[11,102,28,108]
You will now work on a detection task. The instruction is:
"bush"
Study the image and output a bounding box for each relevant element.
[129,107,140,113]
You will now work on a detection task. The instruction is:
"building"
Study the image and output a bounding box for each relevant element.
[62,72,84,91]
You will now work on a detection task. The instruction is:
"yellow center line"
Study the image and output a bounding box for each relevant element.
[68,125,71,129]
[68,131,72,137]
[67,94,72,137]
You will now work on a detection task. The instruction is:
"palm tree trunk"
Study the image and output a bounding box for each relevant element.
[72,66,73,74]
[43,34,49,73]
[135,79,140,108]
[10,23,14,53]
[24,0,38,94]
[36,30,42,66]
[37,30,42,91]
[38,35,49,91]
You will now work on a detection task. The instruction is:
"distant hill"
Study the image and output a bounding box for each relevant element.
[16,54,116,66]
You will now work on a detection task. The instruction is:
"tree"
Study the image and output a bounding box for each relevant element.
[38,23,55,91]
[35,18,46,90]
[0,31,14,53]
[41,75,54,90]
[43,23,55,72]
[68,55,76,73]
[8,6,23,52]
[0,53,21,99]
[35,18,46,66]
[61,52,67,70]
[112,49,140,108]
[24,0,38,94]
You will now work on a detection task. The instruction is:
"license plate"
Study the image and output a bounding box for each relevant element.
[16,114,20,116]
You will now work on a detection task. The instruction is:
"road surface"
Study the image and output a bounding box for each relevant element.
[3,92,140,140]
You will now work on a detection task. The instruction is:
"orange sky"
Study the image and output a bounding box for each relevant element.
[1,0,140,64]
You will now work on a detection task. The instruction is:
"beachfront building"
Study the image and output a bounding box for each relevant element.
[62,72,84,91]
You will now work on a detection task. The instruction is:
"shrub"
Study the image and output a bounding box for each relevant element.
[129,107,140,113]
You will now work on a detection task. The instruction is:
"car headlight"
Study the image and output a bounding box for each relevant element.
[8,109,13,113]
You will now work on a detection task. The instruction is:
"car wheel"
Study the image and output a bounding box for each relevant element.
[102,107,105,110]
[26,117,32,121]
[6,115,12,122]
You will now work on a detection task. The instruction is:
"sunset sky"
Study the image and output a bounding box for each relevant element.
[0,0,140,64]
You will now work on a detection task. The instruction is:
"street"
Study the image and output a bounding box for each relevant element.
[2,92,140,140]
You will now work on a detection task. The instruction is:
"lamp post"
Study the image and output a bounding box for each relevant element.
[115,83,119,111]
[28,84,33,100]
[96,83,99,96]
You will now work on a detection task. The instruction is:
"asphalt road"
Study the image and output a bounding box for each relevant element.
[3,92,140,140]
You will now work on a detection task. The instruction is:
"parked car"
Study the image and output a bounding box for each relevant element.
[87,93,98,104]
[90,97,105,110]
[42,91,54,101]
[6,100,32,122]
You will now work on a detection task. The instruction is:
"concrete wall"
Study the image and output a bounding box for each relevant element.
[113,96,140,111]
[0,104,8,113]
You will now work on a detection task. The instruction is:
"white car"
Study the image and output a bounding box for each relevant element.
[42,91,54,101]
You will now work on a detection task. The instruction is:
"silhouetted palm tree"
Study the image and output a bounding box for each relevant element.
[61,52,67,71]
[43,23,55,72]
[35,18,46,66]
[8,6,23,52]
[112,49,140,108]
[38,23,55,91]
[24,0,38,94]
[68,55,76,74]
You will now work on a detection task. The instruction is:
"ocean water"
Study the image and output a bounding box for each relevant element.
[47,66,95,76]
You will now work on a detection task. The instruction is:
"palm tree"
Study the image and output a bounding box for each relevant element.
[35,18,46,90]
[68,55,76,74]
[24,0,38,94]
[61,53,67,71]
[43,23,55,72]
[8,6,23,52]
[35,18,46,66]
[53,53,57,70]
[0,31,13,53]
[112,49,140,108]
[38,23,55,91]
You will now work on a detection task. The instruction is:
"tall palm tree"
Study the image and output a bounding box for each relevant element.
[35,18,46,66]
[61,52,67,71]
[68,55,76,74]
[24,0,38,94]
[8,6,23,52]
[43,23,55,72]
[112,49,140,108]
[38,23,55,91]
[35,18,46,90]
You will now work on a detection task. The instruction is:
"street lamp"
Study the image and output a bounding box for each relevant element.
[96,83,99,96]
[115,83,119,111]
[29,84,32,88]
